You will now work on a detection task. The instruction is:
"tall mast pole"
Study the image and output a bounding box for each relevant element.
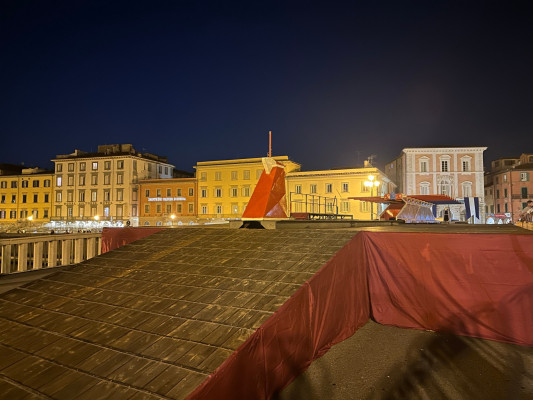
[268,131,272,158]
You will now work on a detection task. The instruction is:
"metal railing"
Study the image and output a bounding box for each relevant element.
[0,233,102,274]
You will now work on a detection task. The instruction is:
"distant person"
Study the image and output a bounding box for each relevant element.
[443,208,450,222]
[50,230,55,235]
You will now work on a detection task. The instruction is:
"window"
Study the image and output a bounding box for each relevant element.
[56,164,63,172]
[67,176,74,186]
[22,194,27,203]
[177,204,182,213]
[56,192,62,202]
[200,172,207,181]
[215,171,222,181]
[439,180,451,196]
[158,166,162,174]
[80,162,86,171]
[420,159,429,173]
[79,175,85,186]
[462,160,471,172]
[231,187,238,197]
[132,161,137,171]
[504,188,508,198]
[215,204,222,214]
[117,160,124,169]
[201,205,208,214]
[360,201,370,212]
[32,180,39,188]
[188,188,193,197]
[242,186,250,197]
[91,190,97,201]
[496,190,500,199]
[11,181,17,188]
[145,189,150,197]
[43,209,48,218]
[33,194,38,203]
[91,174,98,185]
[117,173,124,184]
[177,188,182,196]
[215,187,222,197]
[156,188,162,197]
[504,203,508,213]
[132,190,137,201]
[166,204,172,213]
[11,195,16,203]
[117,189,123,201]
[0,195,4,204]
[497,204,501,213]
[361,181,369,192]
[243,170,250,180]
[44,179,50,187]
[231,203,238,214]
[79,206,84,218]
[132,205,137,217]
[341,201,350,212]
[0,181,6,188]
[22,181,28,188]
[104,161,111,170]
[342,182,349,192]
[503,174,507,183]
[164,167,169,175]
[145,204,150,213]
[420,182,430,195]
[104,190,110,201]
[166,188,171,197]
[325,183,332,193]
[79,191,85,202]
[104,206,110,217]
[56,177,62,187]
[156,204,162,213]
[522,187,528,199]
[441,160,449,172]
[188,203,194,213]
[104,174,110,185]
[0,211,5,219]
[10,210,16,219]
[68,163,74,172]
[231,171,238,180]
[310,184,317,194]
[92,162,98,170]
[67,191,73,202]
[67,207,73,217]
[520,172,530,182]
[462,182,473,198]
[201,187,207,198]
[295,185,302,194]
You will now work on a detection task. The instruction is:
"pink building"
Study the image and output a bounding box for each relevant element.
[485,153,533,223]
[385,147,487,221]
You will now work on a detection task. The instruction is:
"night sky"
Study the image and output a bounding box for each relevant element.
[1,1,532,172]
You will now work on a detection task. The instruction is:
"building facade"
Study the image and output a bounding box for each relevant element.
[385,147,487,221]
[194,156,301,219]
[0,168,54,230]
[139,178,196,226]
[51,144,174,228]
[286,167,394,220]
[485,153,533,223]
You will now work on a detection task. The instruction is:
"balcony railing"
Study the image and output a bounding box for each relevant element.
[0,233,102,274]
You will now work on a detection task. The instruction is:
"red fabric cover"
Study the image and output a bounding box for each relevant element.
[242,165,288,219]
[101,227,164,253]
[363,232,533,346]
[188,234,370,400]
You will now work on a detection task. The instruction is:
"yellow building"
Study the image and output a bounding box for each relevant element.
[286,167,395,220]
[0,168,54,230]
[51,144,174,228]
[194,156,301,219]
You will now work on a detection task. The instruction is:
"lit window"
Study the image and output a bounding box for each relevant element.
[342,182,349,192]
[92,162,98,170]
[441,160,449,172]
[310,184,317,194]
[325,183,332,193]
[295,185,302,194]
[56,176,62,187]
[215,171,222,181]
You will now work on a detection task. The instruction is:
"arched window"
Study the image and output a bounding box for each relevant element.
[439,178,451,196]
[462,181,473,198]
[420,182,430,195]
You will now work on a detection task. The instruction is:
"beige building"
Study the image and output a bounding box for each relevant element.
[194,156,301,219]
[286,167,394,220]
[51,144,174,228]
[385,147,487,221]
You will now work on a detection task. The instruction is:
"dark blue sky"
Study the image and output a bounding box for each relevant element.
[1,1,531,172]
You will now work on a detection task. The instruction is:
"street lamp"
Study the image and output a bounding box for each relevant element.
[364,175,380,220]
[94,215,100,221]
[170,214,176,226]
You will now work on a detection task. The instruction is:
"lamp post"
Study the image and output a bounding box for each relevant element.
[170,214,176,226]
[364,175,380,220]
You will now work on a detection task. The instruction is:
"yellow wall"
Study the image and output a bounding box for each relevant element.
[0,172,54,227]
[195,156,300,219]
[286,167,394,220]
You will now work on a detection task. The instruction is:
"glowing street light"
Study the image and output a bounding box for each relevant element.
[364,175,380,220]
[27,215,33,221]
[94,215,100,221]
[170,214,176,226]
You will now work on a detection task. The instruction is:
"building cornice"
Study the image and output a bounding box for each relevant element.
[402,147,487,154]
